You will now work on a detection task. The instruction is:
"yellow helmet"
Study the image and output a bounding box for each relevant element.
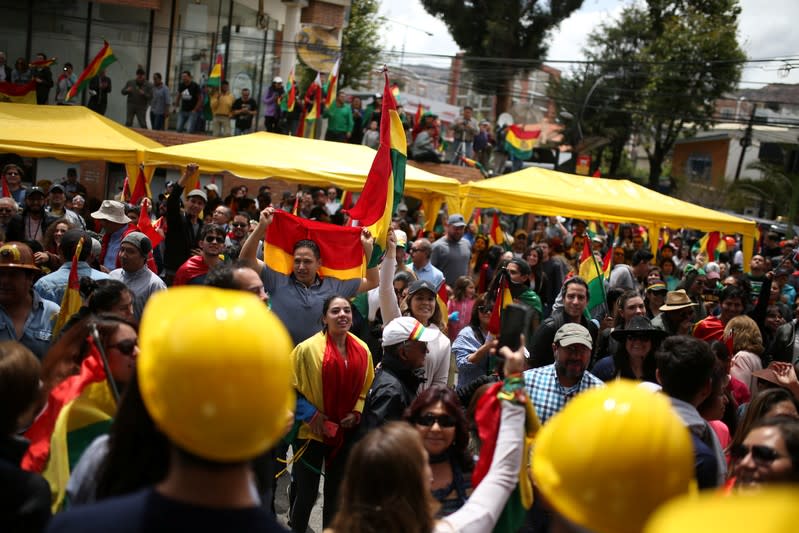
[533,380,694,533]
[644,487,799,533]
[138,287,294,462]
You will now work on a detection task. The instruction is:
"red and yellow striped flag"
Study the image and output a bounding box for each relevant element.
[344,70,407,266]
[22,336,116,511]
[53,237,84,335]
[489,212,504,247]
[66,40,117,102]
[265,210,366,279]
[0,80,37,104]
[487,273,513,336]
[324,58,340,107]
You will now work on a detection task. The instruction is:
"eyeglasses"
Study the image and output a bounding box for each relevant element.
[0,208,14,214]
[415,413,456,428]
[729,443,786,465]
[231,222,247,228]
[204,236,225,244]
[108,339,137,357]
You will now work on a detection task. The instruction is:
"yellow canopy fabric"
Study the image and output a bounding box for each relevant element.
[0,103,161,164]
[460,167,757,266]
[142,132,461,223]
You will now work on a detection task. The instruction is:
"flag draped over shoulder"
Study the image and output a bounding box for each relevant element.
[53,238,84,335]
[22,337,116,511]
[344,71,407,267]
[487,272,513,336]
[578,238,606,313]
[504,125,540,160]
[265,210,365,280]
[66,41,117,102]
[0,80,37,104]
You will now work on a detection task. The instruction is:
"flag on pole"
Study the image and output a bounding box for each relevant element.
[29,57,56,69]
[66,41,117,102]
[137,199,164,248]
[129,166,148,205]
[281,66,296,112]
[0,80,37,104]
[324,58,340,107]
[460,155,490,178]
[489,212,505,247]
[53,238,84,336]
[22,336,116,511]
[578,238,606,313]
[207,53,223,88]
[504,125,540,160]
[264,210,366,279]
[344,70,407,267]
[601,246,614,280]
[487,271,513,336]
[698,231,726,260]
[414,103,423,128]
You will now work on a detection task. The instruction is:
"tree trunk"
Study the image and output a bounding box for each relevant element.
[648,154,662,188]
[609,141,625,177]
[494,78,513,121]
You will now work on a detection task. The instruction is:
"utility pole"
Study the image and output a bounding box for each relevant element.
[734,106,756,182]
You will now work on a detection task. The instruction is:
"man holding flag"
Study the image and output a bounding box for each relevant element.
[240,206,378,345]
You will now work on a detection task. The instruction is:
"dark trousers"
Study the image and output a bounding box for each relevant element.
[264,115,279,132]
[289,436,352,532]
[126,105,147,128]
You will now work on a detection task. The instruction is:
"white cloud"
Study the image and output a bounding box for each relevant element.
[380,0,799,86]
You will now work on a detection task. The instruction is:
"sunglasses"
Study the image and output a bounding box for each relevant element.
[231,222,248,228]
[109,339,137,357]
[204,236,225,243]
[626,334,652,342]
[415,413,456,428]
[729,443,786,465]
[477,306,492,313]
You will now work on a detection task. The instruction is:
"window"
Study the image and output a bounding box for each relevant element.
[686,153,712,182]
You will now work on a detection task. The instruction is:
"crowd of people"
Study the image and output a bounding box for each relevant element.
[1,158,799,533]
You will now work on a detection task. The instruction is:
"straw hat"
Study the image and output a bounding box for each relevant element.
[659,289,696,312]
[91,200,131,225]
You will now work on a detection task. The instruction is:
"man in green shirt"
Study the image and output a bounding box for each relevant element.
[323,92,353,142]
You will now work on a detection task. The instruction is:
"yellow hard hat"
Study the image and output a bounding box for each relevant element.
[644,487,799,533]
[138,287,294,462]
[533,380,694,533]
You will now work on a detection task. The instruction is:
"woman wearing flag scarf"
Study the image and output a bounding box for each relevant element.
[288,295,374,532]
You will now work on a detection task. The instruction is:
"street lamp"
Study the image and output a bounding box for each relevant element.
[577,71,621,144]
[385,18,434,69]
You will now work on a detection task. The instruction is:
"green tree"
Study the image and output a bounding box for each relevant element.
[555,0,745,186]
[421,0,584,117]
[340,0,383,90]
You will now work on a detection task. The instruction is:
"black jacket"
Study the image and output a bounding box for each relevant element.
[0,436,51,533]
[528,310,599,368]
[5,212,55,244]
[361,354,424,432]
[769,319,797,365]
[164,183,203,273]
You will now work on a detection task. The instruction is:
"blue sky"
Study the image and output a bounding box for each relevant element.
[379,0,799,88]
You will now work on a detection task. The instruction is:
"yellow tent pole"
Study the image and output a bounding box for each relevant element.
[742,231,754,274]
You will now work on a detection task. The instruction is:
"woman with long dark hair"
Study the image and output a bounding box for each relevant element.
[453,293,494,388]
[592,315,664,383]
[524,245,549,308]
[405,386,473,517]
[288,295,374,531]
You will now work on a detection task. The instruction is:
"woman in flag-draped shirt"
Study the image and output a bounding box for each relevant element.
[290,295,374,532]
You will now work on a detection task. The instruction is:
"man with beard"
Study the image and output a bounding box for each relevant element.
[529,277,598,368]
[523,322,603,424]
[6,187,53,246]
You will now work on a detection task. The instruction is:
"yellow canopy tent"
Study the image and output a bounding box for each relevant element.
[0,103,162,189]
[142,132,460,230]
[459,166,758,267]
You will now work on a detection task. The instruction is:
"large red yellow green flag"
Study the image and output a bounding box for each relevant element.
[53,237,84,335]
[0,80,37,104]
[66,40,117,102]
[490,212,505,247]
[324,57,340,107]
[698,231,726,260]
[22,337,116,511]
[578,238,606,313]
[265,210,366,280]
[504,125,540,160]
[345,71,407,267]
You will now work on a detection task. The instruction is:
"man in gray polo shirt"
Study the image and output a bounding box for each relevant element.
[431,213,472,289]
[240,206,379,345]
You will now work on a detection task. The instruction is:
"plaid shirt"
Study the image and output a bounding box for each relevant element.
[523,364,604,424]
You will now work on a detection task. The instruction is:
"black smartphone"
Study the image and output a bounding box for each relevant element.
[498,303,530,353]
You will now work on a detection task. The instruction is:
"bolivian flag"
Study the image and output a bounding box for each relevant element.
[264,210,366,280]
[281,66,296,112]
[53,237,84,335]
[698,231,726,260]
[345,71,407,267]
[578,238,606,313]
[66,40,117,102]
[207,53,223,88]
[504,125,540,160]
[22,337,116,511]
[324,58,340,107]
[0,80,37,104]
[487,272,514,336]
